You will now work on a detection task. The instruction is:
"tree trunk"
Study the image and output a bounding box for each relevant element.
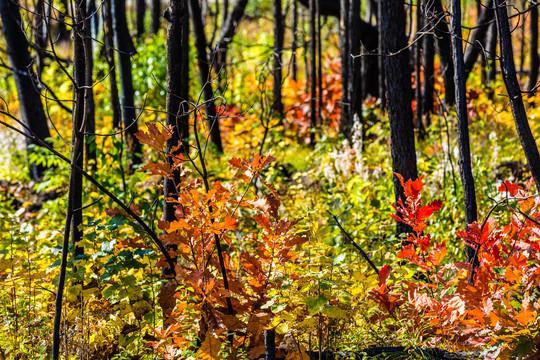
[451,0,478,263]
[495,0,540,187]
[309,0,317,144]
[422,30,435,120]
[189,0,224,153]
[486,21,497,84]
[113,0,142,169]
[33,0,47,78]
[377,0,386,110]
[292,0,298,81]
[463,0,495,79]
[151,0,162,34]
[213,0,249,80]
[103,0,122,129]
[273,0,284,118]
[162,0,190,320]
[380,0,418,235]
[56,0,70,41]
[526,3,539,96]
[424,0,455,105]
[0,0,52,181]
[340,0,351,135]
[85,0,96,167]
[415,0,425,137]
[349,0,362,136]
[137,0,147,37]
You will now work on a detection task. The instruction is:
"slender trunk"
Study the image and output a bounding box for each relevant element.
[292,0,298,81]
[309,0,317,143]
[520,0,526,76]
[137,0,147,37]
[151,0,161,34]
[340,0,351,135]
[316,0,322,122]
[451,0,477,263]
[495,0,540,186]
[349,0,363,136]
[113,0,142,168]
[189,0,224,153]
[162,0,190,319]
[52,0,87,356]
[0,0,52,181]
[33,0,47,77]
[213,0,249,80]
[425,0,455,105]
[463,0,495,79]
[57,0,70,41]
[422,31,435,120]
[377,0,386,110]
[103,0,122,129]
[415,0,424,137]
[273,0,284,118]
[526,3,539,95]
[486,21,497,84]
[85,0,96,167]
[381,0,418,235]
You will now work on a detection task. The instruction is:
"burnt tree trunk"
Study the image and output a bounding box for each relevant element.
[33,0,47,77]
[213,0,249,80]
[378,0,386,110]
[486,21,497,84]
[415,0,425,137]
[189,0,224,153]
[137,0,147,37]
[113,0,142,168]
[309,0,317,143]
[349,0,362,135]
[103,0,122,129]
[422,30,435,119]
[526,3,539,96]
[151,0,162,34]
[0,0,52,181]
[424,0,455,105]
[273,0,284,118]
[495,0,540,186]
[451,0,478,263]
[380,0,418,235]
[340,0,351,134]
[463,0,495,79]
[85,0,96,167]
[292,0,298,81]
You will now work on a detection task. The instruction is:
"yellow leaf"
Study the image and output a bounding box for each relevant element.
[196,335,223,359]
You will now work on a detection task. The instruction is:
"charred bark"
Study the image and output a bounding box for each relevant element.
[103,0,122,129]
[151,0,162,34]
[463,0,495,79]
[0,0,52,181]
[526,3,539,95]
[273,0,284,118]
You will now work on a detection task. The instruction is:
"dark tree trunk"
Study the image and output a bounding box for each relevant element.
[189,0,224,153]
[340,0,351,135]
[422,31,435,119]
[162,0,190,320]
[0,0,52,181]
[137,0,147,37]
[526,4,539,95]
[113,0,142,168]
[486,21,497,84]
[424,0,455,105]
[213,0,249,79]
[349,0,362,135]
[151,0,162,34]
[103,0,122,129]
[451,0,478,263]
[309,0,317,143]
[273,0,284,118]
[56,0,71,41]
[377,0,386,110]
[414,0,425,137]
[85,0,96,167]
[52,1,87,356]
[495,0,540,187]
[33,0,47,77]
[292,0,298,81]
[316,0,322,121]
[463,0,495,79]
[380,0,418,235]
[520,0,527,76]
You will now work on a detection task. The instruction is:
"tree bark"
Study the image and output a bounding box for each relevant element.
[292,0,298,81]
[137,0,147,37]
[33,0,47,78]
[151,0,162,34]
[380,0,418,235]
[349,0,362,131]
[189,0,224,153]
[377,0,386,110]
[85,0,96,167]
[486,21,497,84]
[463,0,495,79]
[526,3,539,95]
[495,0,540,187]
[273,0,284,118]
[415,0,425,136]
[113,0,142,168]
[340,0,351,135]
[213,0,249,79]
[451,0,478,262]
[422,30,435,119]
[0,0,52,181]
[424,0,455,105]
[103,0,122,129]
[309,0,317,143]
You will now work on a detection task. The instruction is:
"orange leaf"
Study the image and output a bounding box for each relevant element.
[379,264,391,286]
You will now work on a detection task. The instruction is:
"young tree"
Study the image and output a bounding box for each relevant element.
[339,0,351,133]
[272,0,284,118]
[463,0,495,79]
[151,0,162,34]
[136,0,147,37]
[103,0,122,129]
[526,3,539,96]
[451,0,478,263]
[495,0,540,186]
[380,0,418,235]
[0,0,52,181]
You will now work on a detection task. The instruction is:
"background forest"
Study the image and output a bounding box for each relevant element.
[2,0,540,358]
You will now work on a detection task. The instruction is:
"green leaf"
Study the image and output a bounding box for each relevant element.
[305,295,328,315]
[322,305,347,319]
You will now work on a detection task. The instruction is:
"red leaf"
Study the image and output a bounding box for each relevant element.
[498,181,522,197]
[379,264,392,286]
